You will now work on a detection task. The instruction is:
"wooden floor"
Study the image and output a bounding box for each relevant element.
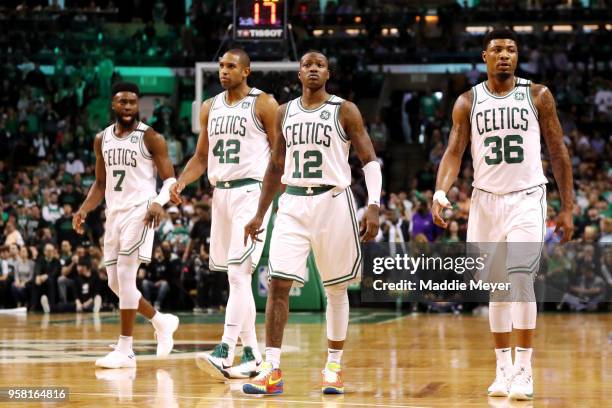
[0,310,609,407]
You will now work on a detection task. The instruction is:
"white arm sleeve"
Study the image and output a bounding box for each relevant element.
[152,177,177,207]
[363,161,382,207]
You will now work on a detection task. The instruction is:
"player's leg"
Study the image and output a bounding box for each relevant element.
[467,189,513,397]
[505,185,546,400]
[311,188,361,395]
[243,195,310,395]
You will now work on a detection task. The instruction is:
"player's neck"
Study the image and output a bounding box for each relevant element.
[114,121,138,137]
[226,83,251,105]
[486,75,516,96]
[301,87,329,109]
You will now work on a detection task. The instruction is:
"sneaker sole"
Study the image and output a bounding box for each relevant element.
[242,383,283,395]
[487,390,509,397]
[95,360,137,369]
[509,391,533,401]
[195,355,229,382]
[322,386,344,394]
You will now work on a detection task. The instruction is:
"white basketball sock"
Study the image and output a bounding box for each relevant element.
[239,282,262,361]
[265,347,281,369]
[117,335,133,354]
[495,347,512,368]
[222,261,253,358]
[327,348,343,364]
[515,347,533,369]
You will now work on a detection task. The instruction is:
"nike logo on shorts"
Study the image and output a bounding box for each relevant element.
[332,192,343,198]
[526,189,538,195]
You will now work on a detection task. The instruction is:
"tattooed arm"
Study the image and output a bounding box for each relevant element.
[532,83,575,242]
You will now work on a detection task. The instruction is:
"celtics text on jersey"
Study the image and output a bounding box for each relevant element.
[470,77,547,194]
[206,88,270,186]
[281,95,352,189]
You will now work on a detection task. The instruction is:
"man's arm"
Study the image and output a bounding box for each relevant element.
[73,133,106,234]
[256,93,280,148]
[170,99,213,203]
[431,90,472,228]
[244,103,287,245]
[143,128,177,228]
[533,84,575,243]
[339,101,380,242]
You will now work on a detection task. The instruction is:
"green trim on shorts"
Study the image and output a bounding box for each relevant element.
[104,259,118,266]
[268,262,305,284]
[285,185,334,196]
[227,240,256,265]
[215,178,260,189]
[118,225,148,256]
[323,189,362,286]
[209,257,228,272]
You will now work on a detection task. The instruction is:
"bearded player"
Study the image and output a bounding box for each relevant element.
[73,82,180,368]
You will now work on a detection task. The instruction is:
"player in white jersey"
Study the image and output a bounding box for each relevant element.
[432,29,574,401]
[243,51,382,395]
[170,49,278,380]
[73,82,180,369]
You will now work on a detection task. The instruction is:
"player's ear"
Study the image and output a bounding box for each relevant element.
[481,50,487,63]
[243,66,251,78]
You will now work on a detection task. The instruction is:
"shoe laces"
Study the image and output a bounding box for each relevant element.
[253,362,273,381]
[240,346,255,364]
[323,362,341,383]
[513,367,531,386]
[211,343,229,359]
[495,365,511,382]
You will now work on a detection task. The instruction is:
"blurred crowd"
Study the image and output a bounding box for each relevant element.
[0,1,610,313]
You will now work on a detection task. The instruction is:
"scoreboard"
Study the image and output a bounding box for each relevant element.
[234,0,287,41]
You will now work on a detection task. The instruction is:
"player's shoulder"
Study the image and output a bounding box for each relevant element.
[528,82,552,102]
[253,90,278,109]
[143,125,164,143]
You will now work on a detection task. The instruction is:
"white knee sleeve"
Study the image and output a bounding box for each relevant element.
[324,283,350,342]
[222,261,254,348]
[117,252,142,309]
[106,264,119,295]
[489,302,512,333]
[511,302,537,330]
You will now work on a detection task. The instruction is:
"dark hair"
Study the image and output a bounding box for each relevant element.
[225,48,251,67]
[301,49,327,60]
[482,28,518,50]
[111,81,140,97]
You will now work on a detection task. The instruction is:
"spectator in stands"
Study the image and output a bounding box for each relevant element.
[58,183,83,207]
[31,243,60,312]
[4,221,24,247]
[58,253,78,304]
[559,260,607,311]
[411,196,439,242]
[11,246,34,307]
[183,202,211,263]
[53,258,101,313]
[380,209,410,243]
[139,246,171,310]
[0,246,13,308]
[65,152,84,175]
[600,246,612,288]
[42,192,63,224]
[55,204,79,247]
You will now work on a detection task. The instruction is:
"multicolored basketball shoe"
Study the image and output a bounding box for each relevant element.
[228,346,262,379]
[321,362,344,394]
[242,362,283,395]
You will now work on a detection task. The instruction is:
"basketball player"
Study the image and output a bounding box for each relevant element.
[73,82,180,368]
[169,49,277,380]
[242,51,382,395]
[432,28,574,400]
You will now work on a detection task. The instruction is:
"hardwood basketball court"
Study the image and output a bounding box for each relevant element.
[0,311,608,407]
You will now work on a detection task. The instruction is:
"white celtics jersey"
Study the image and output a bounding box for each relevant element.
[281,95,351,188]
[207,88,270,186]
[470,77,547,194]
[101,122,157,211]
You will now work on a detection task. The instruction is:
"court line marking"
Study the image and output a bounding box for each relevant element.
[69,392,430,408]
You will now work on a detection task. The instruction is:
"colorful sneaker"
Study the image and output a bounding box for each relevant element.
[228,346,262,379]
[195,343,231,381]
[242,362,283,395]
[321,362,344,394]
[487,364,513,397]
[509,366,534,401]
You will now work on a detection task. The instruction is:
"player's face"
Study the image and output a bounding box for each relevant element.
[298,53,330,90]
[482,39,518,79]
[112,92,139,128]
[218,53,250,90]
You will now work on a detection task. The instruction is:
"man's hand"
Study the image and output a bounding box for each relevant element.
[170,182,185,205]
[432,193,452,228]
[554,209,574,243]
[143,202,165,228]
[72,210,87,234]
[244,216,265,246]
[360,204,380,242]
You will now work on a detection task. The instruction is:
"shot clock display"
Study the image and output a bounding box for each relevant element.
[234,0,286,40]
